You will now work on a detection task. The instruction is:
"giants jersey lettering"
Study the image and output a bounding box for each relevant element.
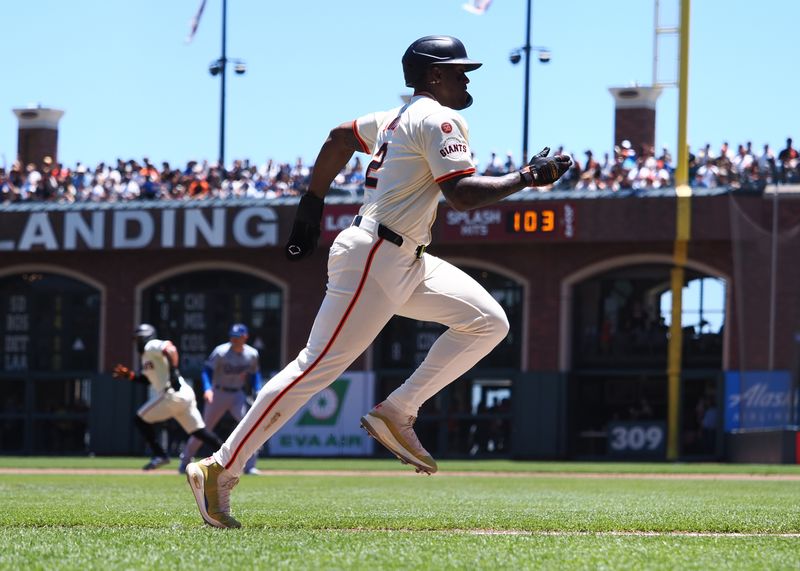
[140,339,173,392]
[353,95,475,245]
[205,343,260,389]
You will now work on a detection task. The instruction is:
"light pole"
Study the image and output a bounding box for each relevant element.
[207,0,246,170]
[509,0,550,164]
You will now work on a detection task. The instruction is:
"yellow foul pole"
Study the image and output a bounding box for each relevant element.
[667,0,691,460]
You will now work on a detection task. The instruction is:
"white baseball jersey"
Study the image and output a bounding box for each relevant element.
[353,94,476,246]
[140,339,175,392]
[137,338,205,433]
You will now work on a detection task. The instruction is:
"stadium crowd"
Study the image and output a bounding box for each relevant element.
[1,138,797,204]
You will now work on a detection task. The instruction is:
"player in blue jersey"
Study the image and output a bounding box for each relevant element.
[178,324,263,475]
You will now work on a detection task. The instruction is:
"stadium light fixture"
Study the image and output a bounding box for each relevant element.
[210,0,247,169]
[509,0,551,163]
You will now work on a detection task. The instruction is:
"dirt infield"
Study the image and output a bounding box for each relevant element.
[2,467,800,480]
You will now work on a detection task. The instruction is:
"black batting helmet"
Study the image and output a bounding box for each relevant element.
[402,35,482,88]
[134,323,157,352]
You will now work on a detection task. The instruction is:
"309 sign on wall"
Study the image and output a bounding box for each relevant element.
[607,421,666,458]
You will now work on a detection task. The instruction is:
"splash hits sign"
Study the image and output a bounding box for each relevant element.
[270,372,375,456]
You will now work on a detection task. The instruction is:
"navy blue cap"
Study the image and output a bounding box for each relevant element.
[229,323,249,337]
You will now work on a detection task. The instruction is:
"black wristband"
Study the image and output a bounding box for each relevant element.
[519,166,537,186]
[296,192,324,225]
[169,367,181,391]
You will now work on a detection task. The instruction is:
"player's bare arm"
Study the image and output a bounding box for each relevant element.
[161,341,179,368]
[306,123,361,199]
[285,123,361,261]
[439,171,530,211]
[161,340,183,391]
[439,147,572,211]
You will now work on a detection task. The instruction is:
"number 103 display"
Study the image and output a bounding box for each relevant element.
[507,209,556,233]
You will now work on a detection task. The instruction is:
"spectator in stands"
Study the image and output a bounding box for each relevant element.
[20,163,41,201]
[687,146,699,182]
[575,150,599,191]
[599,151,614,179]
[343,157,365,185]
[0,168,9,203]
[503,151,516,173]
[731,144,754,179]
[716,142,732,185]
[658,146,673,172]
[695,158,719,188]
[778,137,798,183]
[620,140,637,170]
[5,135,796,206]
[482,151,504,176]
[655,159,671,188]
[758,144,776,183]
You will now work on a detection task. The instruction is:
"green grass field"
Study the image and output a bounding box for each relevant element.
[1,458,799,570]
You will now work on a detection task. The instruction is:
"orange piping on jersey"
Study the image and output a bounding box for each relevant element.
[435,168,476,184]
[225,238,386,470]
[352,120,370,153]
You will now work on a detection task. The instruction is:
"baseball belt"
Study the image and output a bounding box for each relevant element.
[214,385,242,393]
[352,215,427,258]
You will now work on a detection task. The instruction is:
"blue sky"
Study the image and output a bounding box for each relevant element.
[2,0,797,170]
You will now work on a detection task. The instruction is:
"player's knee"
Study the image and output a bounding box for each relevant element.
[485,306,510,342]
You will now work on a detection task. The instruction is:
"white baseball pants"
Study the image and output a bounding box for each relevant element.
[214,219,509,475]
[137,380,205,434]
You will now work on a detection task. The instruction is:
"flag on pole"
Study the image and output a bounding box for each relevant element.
[186,0,207,43]
[462,0,492,15]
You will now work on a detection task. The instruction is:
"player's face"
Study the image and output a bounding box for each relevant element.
[230,335,247,350]
[432,65,472,110]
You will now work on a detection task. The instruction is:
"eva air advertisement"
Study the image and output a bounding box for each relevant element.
[270,372,375,456]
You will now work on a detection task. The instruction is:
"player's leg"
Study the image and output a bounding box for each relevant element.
[361,255,508,473]
[188,427,223,449]
[388,255,509,413]
[213,233,417,477]
[229,392,260,474]
[173,384,223,450]
[136,395,173,469]
[181,393,229,471]
[186,232,421,528]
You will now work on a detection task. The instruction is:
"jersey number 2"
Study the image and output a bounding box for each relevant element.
[364,142,389,189]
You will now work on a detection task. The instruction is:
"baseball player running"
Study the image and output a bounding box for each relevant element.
[178,323,263,475]
[186,35,570,528]
[113,323,223,470]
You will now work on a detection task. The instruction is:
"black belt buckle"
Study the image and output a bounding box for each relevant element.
[415,245,426,258]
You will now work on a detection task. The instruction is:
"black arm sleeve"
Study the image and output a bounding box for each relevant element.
[169,367,182,391]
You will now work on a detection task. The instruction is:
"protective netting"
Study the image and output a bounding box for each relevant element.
[727,188,800,431]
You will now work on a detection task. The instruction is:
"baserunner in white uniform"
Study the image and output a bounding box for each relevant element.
[113,323,223,471]
[179,323,263,475]
[186,35,571,528]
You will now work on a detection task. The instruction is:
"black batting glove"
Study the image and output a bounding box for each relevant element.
[519,147,572,187]
[285,192,324,261]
